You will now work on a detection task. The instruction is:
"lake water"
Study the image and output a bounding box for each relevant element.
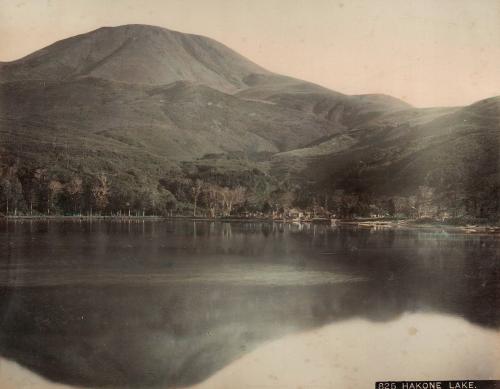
[0,220,498,388]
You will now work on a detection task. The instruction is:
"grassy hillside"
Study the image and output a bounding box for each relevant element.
[0,77,339,161]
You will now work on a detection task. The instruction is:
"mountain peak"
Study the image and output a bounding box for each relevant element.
[0,24,269,91]
[96,23,171,32]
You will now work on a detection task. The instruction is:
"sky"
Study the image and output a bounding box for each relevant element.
[0,0,499,107]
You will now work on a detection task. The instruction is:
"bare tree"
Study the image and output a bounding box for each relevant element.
[416,186,435,218]
[47,179,63,214]
[340,193,359,218]
[32,168,46,214]
[91,173,110,215]
[0,178,12,215]
[220,186,246,216]
[66,176,83,215]
[191,179,203,217]
[0,165,24,216]
[203,183,223,218]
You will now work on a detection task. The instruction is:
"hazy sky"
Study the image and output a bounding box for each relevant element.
[1,0,499,107]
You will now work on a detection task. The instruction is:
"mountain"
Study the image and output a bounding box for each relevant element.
[0,24,269,92]
[0,24,498,220]
[0,25,405,173]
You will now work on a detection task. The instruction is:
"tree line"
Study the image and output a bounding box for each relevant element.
[0,162,257,217]
[1,158,498,222]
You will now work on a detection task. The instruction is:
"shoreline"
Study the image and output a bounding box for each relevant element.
[2,215,500,234]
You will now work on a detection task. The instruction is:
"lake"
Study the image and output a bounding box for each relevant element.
[0,220,498,388]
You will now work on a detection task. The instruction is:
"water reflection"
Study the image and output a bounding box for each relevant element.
[0,220,498,388]
[192,313,499,389]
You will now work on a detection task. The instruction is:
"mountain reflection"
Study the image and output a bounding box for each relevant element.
[0,220,498,388]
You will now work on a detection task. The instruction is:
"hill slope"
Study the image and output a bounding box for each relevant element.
[0,77,337,162]
[272,96,500,218]
[237,73,412,129]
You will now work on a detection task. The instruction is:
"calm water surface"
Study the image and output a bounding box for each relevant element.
[0,220,498,388]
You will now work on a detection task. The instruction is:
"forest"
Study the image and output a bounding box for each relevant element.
[1,153,498,224]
